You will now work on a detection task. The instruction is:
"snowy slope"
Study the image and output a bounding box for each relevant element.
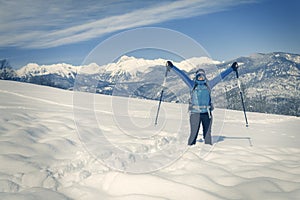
[0,80,299,199]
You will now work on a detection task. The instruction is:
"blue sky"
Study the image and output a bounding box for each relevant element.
[0,0,299,68]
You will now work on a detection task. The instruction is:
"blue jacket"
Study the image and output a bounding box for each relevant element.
[170,65,234,113]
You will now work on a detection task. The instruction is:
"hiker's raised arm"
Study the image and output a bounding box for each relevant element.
[208,62,238,88]
[166,61,193,89]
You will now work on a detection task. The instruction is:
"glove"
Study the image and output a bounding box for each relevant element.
[166,61,174,71]
[231,62,239,71]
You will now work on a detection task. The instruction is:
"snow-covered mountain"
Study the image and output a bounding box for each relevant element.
[1,52,299,116]
[217,52,300,116]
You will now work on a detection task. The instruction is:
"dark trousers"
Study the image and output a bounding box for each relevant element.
[188,112,212,145]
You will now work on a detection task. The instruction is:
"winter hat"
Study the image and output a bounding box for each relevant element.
[195,69,206,75]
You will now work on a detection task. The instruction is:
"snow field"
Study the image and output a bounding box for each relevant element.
[0,80,299,199]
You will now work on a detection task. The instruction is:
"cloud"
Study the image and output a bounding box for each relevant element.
[0,0,253,49]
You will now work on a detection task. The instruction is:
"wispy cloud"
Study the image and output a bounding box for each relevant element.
[0,0,253,49]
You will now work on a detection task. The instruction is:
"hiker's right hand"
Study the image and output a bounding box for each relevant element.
[166,61,174,71]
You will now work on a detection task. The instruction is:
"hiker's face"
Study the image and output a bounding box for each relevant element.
[197,74,205,81]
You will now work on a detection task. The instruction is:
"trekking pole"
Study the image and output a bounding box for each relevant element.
[154,63,169,126]
[235,67,249,127]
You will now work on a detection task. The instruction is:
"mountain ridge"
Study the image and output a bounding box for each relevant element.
[0,52,299,116]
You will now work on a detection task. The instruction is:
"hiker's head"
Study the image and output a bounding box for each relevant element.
[194,69,207,84]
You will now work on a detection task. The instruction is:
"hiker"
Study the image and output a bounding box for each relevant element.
[166,61,238,145]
